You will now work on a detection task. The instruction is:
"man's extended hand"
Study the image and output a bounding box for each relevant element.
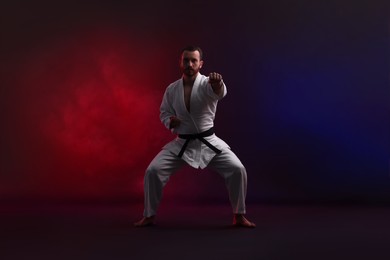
[169,116,181,129]
[208,72,223,96]
[209,72,223,87]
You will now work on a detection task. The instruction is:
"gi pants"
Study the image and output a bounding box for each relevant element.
[143,148,247,217]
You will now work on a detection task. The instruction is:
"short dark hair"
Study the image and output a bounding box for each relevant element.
[180,45,203,60]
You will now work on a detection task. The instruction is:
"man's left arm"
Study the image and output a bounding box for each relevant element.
[208,72,224,97]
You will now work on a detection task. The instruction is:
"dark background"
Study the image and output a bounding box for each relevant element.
[1,0,389,206]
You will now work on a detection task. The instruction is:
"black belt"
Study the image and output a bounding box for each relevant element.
[177,127,222,158]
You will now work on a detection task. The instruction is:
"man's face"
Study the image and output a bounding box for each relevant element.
[180,50,203,77]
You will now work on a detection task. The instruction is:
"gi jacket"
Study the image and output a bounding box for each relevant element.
[160,73,230,169]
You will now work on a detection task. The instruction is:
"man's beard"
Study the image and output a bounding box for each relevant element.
[183,68,197,77]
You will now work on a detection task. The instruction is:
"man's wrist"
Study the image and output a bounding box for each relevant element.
[169,116,175,129]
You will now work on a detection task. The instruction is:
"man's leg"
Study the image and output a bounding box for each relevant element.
[134,149,185,227]
[208,148,256,228]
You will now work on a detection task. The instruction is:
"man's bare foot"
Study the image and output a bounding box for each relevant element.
[233,214,256,228]
[134,216,155,227]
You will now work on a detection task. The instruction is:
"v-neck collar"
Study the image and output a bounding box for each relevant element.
[181,73,201,114]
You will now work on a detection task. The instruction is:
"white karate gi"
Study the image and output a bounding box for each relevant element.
[143,73,247,217]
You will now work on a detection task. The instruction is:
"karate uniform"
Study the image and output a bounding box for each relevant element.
[143,73,247,217]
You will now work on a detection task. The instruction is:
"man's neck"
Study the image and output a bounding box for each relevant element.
[182,73,198,86]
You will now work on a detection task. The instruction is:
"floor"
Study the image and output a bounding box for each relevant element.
[1,202,389,260]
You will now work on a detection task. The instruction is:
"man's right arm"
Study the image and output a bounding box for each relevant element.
[160,87,181,131]
[168,116,181,129]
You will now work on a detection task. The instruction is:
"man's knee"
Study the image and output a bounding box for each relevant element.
[226,161,246,179]
[220,162,246,180]
[145,163,159,180]
[234,163,246,174]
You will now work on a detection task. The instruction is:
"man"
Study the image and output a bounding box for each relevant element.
[134,46,255,228]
